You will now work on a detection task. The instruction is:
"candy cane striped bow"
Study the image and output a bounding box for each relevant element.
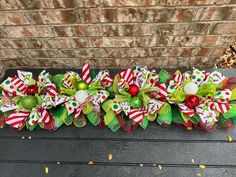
[57,64,112,116]
[1,70,58,97]
[5,110,30,129]
[179,101,231,124]
[114,67,168,124]
[129,109,144,124]
[117,101,144,124]
[82,63,92,85]
[172,68,232,124]
[0,70,59,129]
[62,64,113,90]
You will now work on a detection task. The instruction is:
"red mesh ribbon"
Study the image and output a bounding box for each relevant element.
[124,122,139,134]
[117,113,125,129]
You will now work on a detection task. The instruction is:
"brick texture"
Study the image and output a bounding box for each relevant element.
[0,0,236,69]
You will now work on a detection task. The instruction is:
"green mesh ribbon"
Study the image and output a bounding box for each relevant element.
[157,103,172,125]
[158,69,170,84]
[87,112,100,126]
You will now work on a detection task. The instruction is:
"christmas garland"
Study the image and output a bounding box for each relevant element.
[0,64,236,132]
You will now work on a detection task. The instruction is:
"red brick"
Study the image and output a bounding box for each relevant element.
[1,7,235,25]
[212,23,236,35]
[0,0,76,10]
[100,0,160,7]
[0,47,225,59]
[163,0,236,6]
[0,12,29,25]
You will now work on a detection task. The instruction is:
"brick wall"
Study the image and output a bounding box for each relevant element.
[0,0,235,69]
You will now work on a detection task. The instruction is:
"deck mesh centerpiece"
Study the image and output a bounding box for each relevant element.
[1,64,236,132]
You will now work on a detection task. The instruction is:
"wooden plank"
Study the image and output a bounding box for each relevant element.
[0,163,235,177]
[0,124,233,141]
[0,139,235,165]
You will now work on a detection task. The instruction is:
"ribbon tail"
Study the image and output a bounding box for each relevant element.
[129,109,144,124]
[5,110,29,129]
[82,63,92,85]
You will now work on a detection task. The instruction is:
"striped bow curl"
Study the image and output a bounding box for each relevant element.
[5,111,30,129]
[82,63,92,85]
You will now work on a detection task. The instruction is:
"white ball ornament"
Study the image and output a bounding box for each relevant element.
[184,82,199,95]
[75,90,88,103]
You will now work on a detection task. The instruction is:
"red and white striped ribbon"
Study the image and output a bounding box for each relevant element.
[53,95,70,106]
[119,69,134,85]
[5,111,30,129]
[2,89,13,97]
[0,103,18,112]
[73,95,93,120]
[118,79,126,89]
[102,72,113,87]
[45,84,58,96]
[129,109,144,124]
[62,72,74,89]
[178,103,195,117]
[11,77,27,94]
[82,63,92,85]
[73,101,88,121]
[141,105,149,117]
[37,109,50,123]
[173,72,183,84]
[209,102,230,114]
[155,83,168,98]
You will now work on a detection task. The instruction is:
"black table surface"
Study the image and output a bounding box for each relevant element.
[0,68,236,177]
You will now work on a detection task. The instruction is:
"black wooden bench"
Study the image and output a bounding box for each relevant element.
[0,68,236,177]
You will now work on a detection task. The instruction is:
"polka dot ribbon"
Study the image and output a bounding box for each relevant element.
[113,66,168,124]
[0,70,60,129]
[168,68,231,124]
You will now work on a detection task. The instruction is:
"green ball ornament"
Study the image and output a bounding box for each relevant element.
[21,95,38,110]
[130,97,143,109]
[76,80,88,90]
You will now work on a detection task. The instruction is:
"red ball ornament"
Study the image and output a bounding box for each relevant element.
[185,95,199,108]
[127,84,140,97]
[26,85,38,95]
